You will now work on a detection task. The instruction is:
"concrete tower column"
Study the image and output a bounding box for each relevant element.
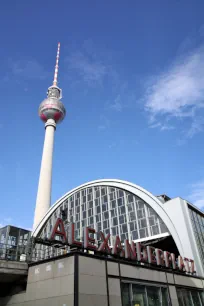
[33,119,56,230]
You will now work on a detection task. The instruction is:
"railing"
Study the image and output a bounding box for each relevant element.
[0,239,74,263]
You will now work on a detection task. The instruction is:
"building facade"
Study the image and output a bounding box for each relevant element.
[32,179,204,277]
[0,225,31,261]
[1,252,204,306]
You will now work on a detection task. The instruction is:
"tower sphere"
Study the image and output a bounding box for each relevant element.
[39,86,66,124]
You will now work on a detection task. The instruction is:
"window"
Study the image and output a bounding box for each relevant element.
[101,188,106,196]
[113,217,118,226]
[121,283,130,306]
[95,198,99,206]
[151,225,159,236]
[111,200,116,208]
[137,209,144,219]
[139,228,146,238]
[147,286,160,306]
[161,287,169,306]
[122,224,128,233]
[102,195,108,204]
[188,206,204,268]
[110,192,115,201]
[102,204,107,212]
[120,206,126,214]
[122,282,170,306]
[119,215,124,224]
[118,198,123,206]
[112,227,118,236]
[110,209,115,217]
[118,190,124,198]
[104,211,109,220]
[129,222,135,231]
[88,201,93,209]
[127,203,133,212]
[132,230,138,240]
[140,219,147,228]
[95,215,100,222]
[149,216,155,226]
[89,217,94,225]
[127,194,134,203]
[177,288,204,306]
[132,284,147,306]
[95,190,100,198]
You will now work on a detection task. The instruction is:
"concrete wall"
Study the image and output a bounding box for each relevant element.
[0,256,74,306]
[1,253,204,306]
[78,256,107,306]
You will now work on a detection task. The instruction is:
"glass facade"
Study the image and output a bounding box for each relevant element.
[177,288,204,306]
[39,186,169,245]
[188,206,204,268]
[0,226,31,261]
[121,282,170,306]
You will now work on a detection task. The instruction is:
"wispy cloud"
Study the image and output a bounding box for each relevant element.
[98,116,110,131]
[108,142,117,149]
[144,45,204,137]
[150,122,175,131]
[65,40,136,119]
[9,58,48,80]
[186,117,204,138]
[67,51,107,86]
[110,95,123,112]
[108,82,136,113]
[188,180,204,210]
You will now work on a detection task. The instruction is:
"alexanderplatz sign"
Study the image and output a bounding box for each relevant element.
[46,218,195,275]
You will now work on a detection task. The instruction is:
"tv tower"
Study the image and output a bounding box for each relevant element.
[33,43,66,230]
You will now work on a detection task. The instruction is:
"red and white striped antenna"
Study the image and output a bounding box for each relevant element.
[53,42,60,87]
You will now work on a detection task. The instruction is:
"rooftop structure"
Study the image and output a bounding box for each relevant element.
[32,179,204,277]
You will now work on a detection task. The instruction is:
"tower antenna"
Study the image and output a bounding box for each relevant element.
[53,42,60,87]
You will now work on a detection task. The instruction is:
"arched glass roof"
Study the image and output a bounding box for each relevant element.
[37,184,169,245]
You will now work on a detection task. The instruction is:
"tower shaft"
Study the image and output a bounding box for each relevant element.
[33,119,56,230]
[33,43,65,230]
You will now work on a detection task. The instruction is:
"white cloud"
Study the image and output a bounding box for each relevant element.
[98,116,110,131]
[160,125,175,131]
[150,122,175,131]
[186,117,204,138]
[10,58,48,80]
[66,51,107,86]
[144,46,204,136]
[110,95,123,112]
[188,180,204,210]
[145,46,204,114]
[108,142,117,149]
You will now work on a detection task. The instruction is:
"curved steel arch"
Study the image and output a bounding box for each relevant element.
[32,179,184,256]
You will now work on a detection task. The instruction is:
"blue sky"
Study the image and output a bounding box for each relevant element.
[1,0,204,229]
